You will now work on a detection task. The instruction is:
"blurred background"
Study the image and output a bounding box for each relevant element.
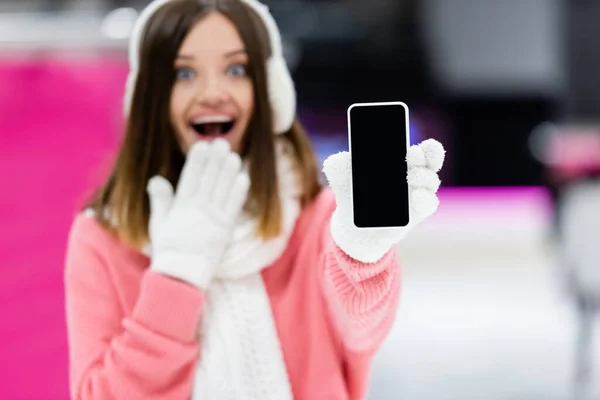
[2,0,600,399]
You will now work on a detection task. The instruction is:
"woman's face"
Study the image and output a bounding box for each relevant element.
[170,12,254,154]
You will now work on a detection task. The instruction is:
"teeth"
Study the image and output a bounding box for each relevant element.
[192,115,232,124]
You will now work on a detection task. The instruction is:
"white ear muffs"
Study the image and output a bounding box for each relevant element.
[123,0,170,117]
[123,0,296,135]
[238,0,296,134]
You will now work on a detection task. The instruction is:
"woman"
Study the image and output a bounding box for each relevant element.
[64,0,445,399]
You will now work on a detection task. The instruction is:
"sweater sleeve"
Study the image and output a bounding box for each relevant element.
[64,217,204,400]
[320,217,401,354]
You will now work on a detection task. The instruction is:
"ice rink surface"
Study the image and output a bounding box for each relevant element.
[368,189,600,400]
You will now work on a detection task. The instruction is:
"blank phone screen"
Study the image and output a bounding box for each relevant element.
[348,103,410,228]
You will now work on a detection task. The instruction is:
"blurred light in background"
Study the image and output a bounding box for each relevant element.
[100,7,138,40]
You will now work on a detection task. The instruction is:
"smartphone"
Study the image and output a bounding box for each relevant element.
[347,101,410,228]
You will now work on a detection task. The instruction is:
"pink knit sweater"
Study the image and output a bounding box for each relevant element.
[64,188,401,400]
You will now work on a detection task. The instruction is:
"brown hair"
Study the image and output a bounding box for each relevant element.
[88,0,322,249]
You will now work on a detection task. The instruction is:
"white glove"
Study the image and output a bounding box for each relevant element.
[146,139,250,289]
[322,138,445,263]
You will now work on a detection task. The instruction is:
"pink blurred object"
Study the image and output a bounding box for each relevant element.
[545,127,600,181]
[0,52,128,400]
[430,186,552,225]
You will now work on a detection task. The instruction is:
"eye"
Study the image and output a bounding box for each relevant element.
[226,63,248,77]
[175,67,195,81]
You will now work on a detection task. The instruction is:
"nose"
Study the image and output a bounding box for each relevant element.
[195,76,228,107]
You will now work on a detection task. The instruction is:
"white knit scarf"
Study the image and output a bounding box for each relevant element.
[84,138,299,398]
[146,138,300,400]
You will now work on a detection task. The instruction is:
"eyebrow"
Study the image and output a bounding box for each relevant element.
[224,49,247,57]
[175,49,247,60]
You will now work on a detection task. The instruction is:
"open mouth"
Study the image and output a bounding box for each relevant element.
[190,116,235,137]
